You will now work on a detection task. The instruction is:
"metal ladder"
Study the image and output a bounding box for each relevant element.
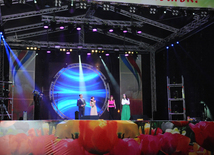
[167,76,186,120]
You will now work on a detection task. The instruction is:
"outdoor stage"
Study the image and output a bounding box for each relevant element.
[0,120,213,155]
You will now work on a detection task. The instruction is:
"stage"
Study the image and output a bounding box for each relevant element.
[0,120,213,155]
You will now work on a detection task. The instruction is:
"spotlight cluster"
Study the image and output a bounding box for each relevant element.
[166,41,179,49]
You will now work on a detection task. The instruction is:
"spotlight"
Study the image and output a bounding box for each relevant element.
[172,10,179,16]
[97,46,102,50]
[70,49,72,52]
[102,51,104,53]
[109,28,114,32]
[125,54,129,57]
[34,0,37,3]
[60,49,62,51]
[150,8,157,14]
[77,45,83,49]
[55,0,62,7]
[44,21,49,29]
[18,0,26,4]
[36,53,38,56]
[47,50,51,53]
[79,1,87,9]
[99,56,102,58]
[166,46,169,49]
[92,26,97,32]
[171,44,174,47]
[34,47,37,50]
[129,6,136,13]
[164,10,167,14]
[128,51,131,54]
[60,23,64,30]
[95,50,98,53]
[66,52,70,55]
[123,27,128,33]
[91,50,94,53]
[176,41,179,44]
[76,25,81,31]
[201,11,207,17]
[87,53,91,56]
[105,53,109,56]
[103,3,110,11]
[30,47,33,50]
[26,47,29,50]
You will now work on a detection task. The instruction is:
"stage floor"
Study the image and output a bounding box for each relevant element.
[0,120,213,155]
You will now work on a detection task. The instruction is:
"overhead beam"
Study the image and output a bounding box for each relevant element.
[2,5,68,22]
[109,5,179,33]
[154,15,210,50]
[5,40,148,52]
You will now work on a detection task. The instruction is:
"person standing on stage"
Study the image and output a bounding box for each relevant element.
[121,94,131,120]
[90,96,98,115]
[107,95,116,120]
[77,94,86,119]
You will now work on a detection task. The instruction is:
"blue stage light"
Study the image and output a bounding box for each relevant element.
[171,44,174,47]
[49,63,109,119]
[166,46,169,49]
[176,41,179,44]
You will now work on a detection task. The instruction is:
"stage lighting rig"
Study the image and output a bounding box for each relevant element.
[150,8,157,14]
[79,1,87,10]
[18,0,26,4]
[172,9,179,16]
[129,6,136,13]
[201,11,208,17]
[103,3,110,11]
[55,0,62,7]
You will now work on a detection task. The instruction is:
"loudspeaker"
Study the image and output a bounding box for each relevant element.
[75,111,79,119]
[79,115,99,120]
[130,115,150,120]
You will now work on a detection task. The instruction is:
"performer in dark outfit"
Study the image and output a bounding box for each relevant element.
[77,94,86,119]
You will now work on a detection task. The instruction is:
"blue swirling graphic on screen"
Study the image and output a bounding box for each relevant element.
[51,65,108,119]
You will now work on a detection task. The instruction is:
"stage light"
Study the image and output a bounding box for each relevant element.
[18,0,26,4]
[26,47,29,50]
[91,49,94,53]
[55,45,60,48]
[102,51,104,53]
[87,53,91,56]
[150,8,157,14]
[171,44,174,47]
[95,50,98,53]
[166,46,169,49]
[36,53,38,55]
[103,3,110,11]
[76,25,81,31]
[201,11,207,17]
[66,52,70,55]
[34,47,37,50]
[60,49,62,51]
[79,1,87,9]
[34,0,37,3]
[172,10,179,16]
[137,30,142,34]
[47,50,51,53]
[92,26,97,32]
[63,48,66,51]
[109,28,114,32]
[129,6,136,13]
[77,45,83,49]
[60,24,65,30]
[97,46,102,50]
[128,51,131,54]
[44,21,49,29]
[70,49,72,52]
[105,53,109,56]
[125,54,129,57]
[99,56,102,58]
[164,10,167,14]
[123,27,128,33]
[132,52,134,54]
[176,41,179,44]
[55,0,62,7]
[30,47,33,50]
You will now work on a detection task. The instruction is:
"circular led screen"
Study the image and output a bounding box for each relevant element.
[49,63,110,119]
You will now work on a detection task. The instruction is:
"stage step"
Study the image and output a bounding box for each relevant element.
[79,115,99,120]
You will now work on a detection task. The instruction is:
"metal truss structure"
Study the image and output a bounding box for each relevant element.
[1,2,212,120]
[6,40,147,52]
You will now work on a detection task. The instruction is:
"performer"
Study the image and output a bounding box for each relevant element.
[77,94,86,119]
[90,96,98,115]
[121,94,131,120]
[107,95,116,120]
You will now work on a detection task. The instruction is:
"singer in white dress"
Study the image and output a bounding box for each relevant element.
[90,96,98,115]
